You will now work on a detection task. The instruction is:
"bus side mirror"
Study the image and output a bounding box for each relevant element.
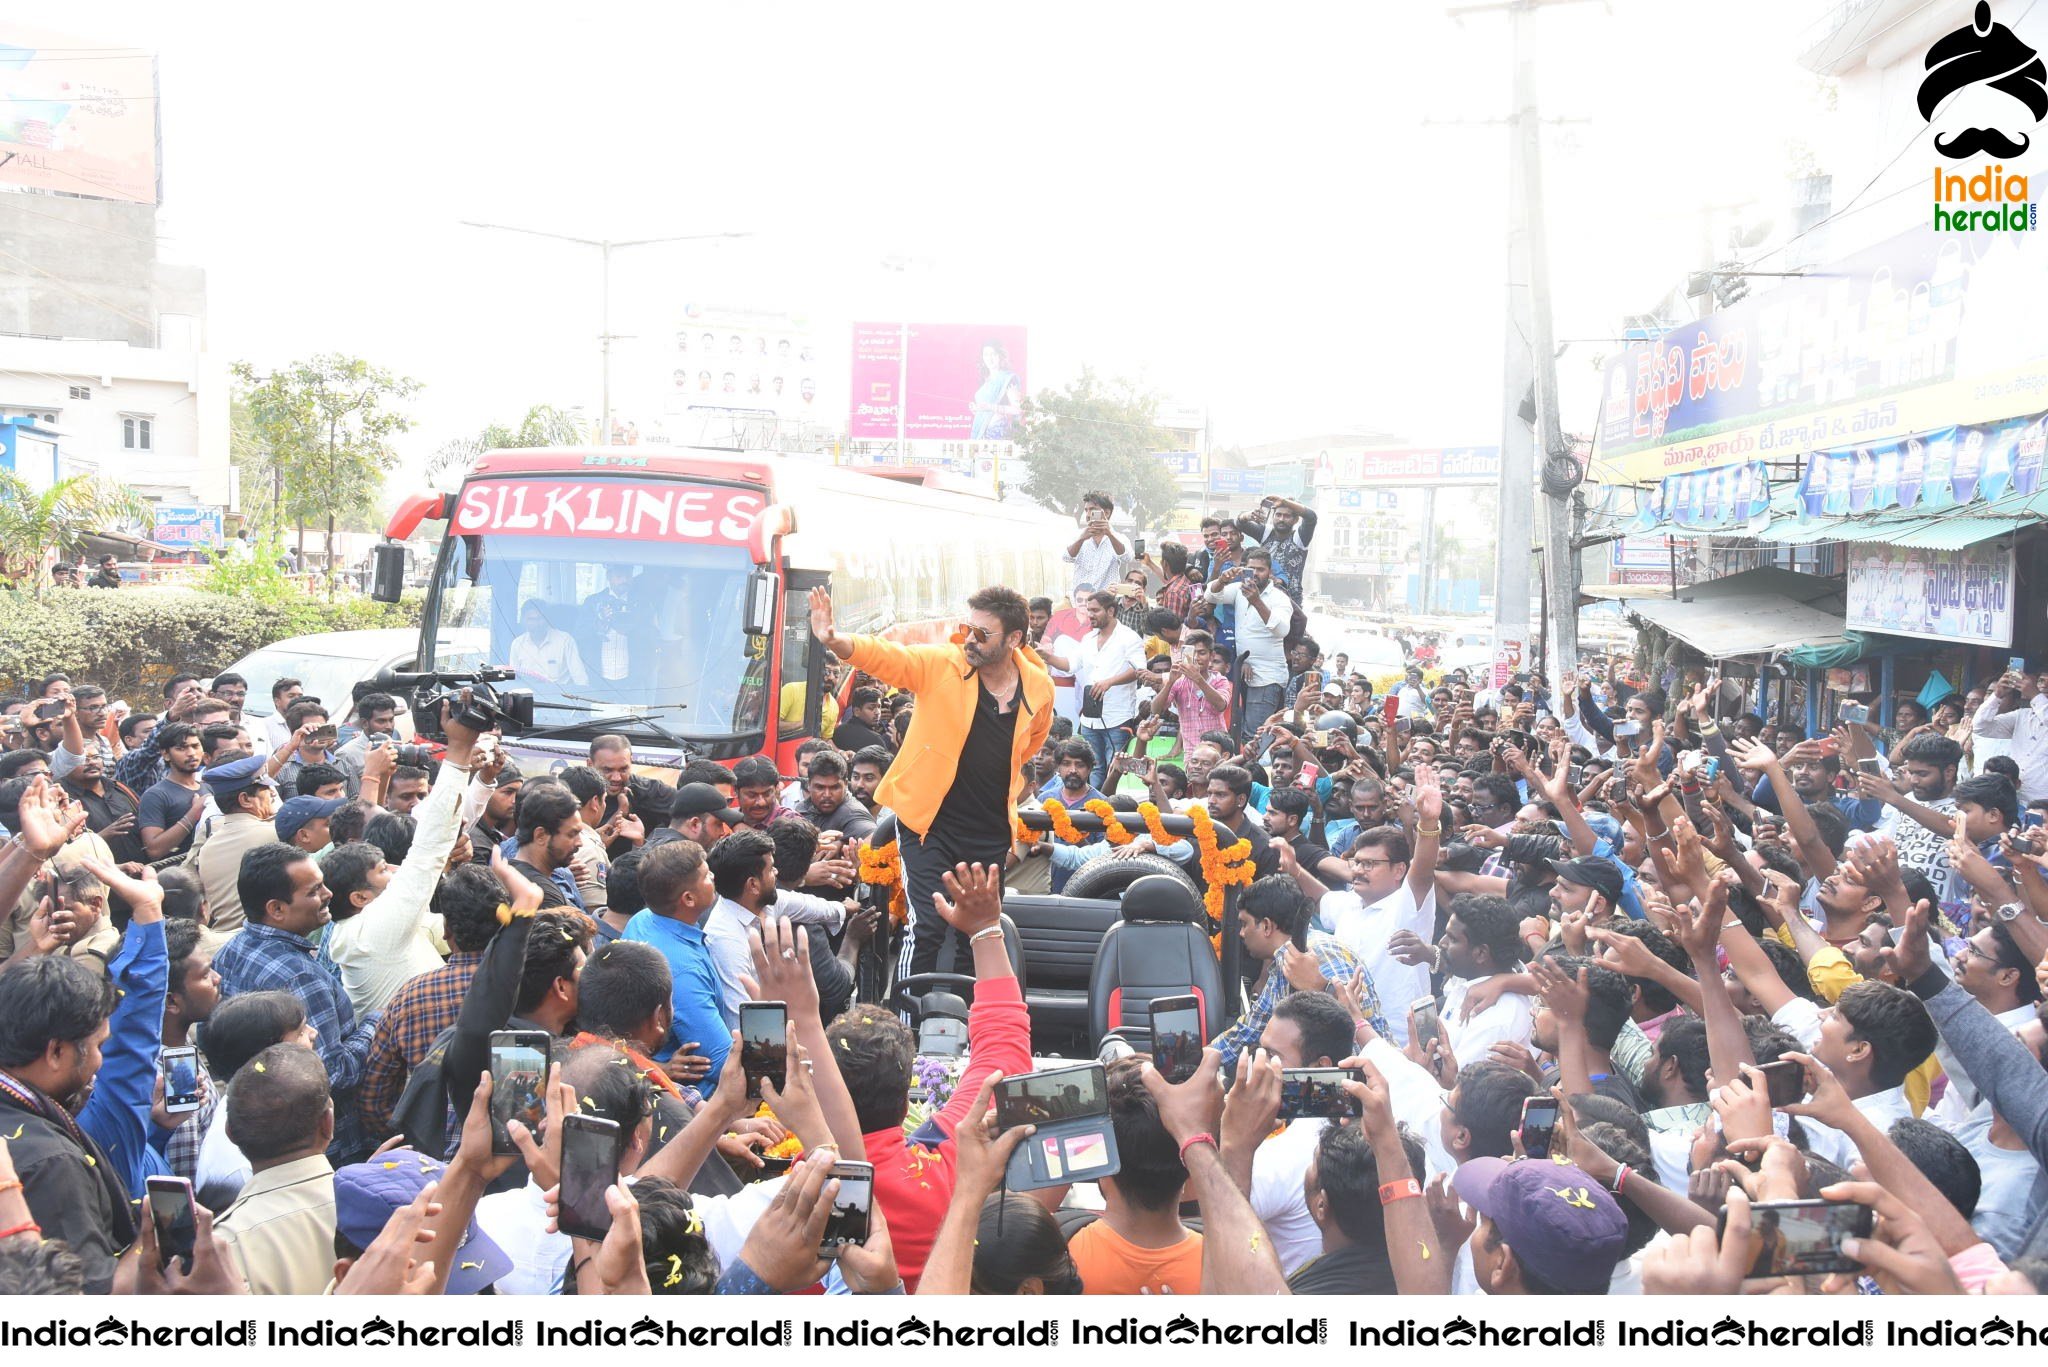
[743,570,777,637]
[370,543,407,603]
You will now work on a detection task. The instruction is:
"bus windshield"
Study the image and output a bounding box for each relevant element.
[426,529,768,741]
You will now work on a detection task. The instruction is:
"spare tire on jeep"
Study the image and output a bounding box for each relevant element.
[1061,852,1200,904]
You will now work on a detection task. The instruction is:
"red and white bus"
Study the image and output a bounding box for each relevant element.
[376,447,1069,775]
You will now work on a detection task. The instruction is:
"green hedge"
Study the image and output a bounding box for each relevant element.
[0,587,423,707]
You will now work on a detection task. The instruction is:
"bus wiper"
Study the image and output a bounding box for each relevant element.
[518,710,695,754]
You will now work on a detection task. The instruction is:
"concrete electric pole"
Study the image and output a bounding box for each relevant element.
[1452,0,1588,696]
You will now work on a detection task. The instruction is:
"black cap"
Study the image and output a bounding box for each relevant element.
[670,782,743,826]
[1548,855,1625,907]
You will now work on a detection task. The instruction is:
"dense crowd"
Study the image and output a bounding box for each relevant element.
[0,490,2041,1299]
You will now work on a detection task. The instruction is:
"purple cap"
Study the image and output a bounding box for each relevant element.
[335,1148,512,1294]
[1452,1156,1627,1293]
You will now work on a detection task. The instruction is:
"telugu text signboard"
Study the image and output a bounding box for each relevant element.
[1844,539,2015,648]
[151,505,222,550]
[1317,446,1501,487]
[1591,227,2048,482]
[0,27,158,204]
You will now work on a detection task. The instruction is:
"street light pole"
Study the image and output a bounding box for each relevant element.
[460,221,753,444]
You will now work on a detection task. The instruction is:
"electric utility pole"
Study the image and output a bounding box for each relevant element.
[1452,0,1589,697]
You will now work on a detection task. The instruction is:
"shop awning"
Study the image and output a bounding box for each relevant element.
[1610,567,1848,660]
[1749,483,2048,549]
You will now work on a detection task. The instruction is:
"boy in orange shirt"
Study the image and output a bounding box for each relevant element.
[1066,1056,1204,1294]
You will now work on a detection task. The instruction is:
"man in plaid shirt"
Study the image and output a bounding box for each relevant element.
[211,841,381,1163]
[1210,874,1387,1068]
[355,864,508,1137]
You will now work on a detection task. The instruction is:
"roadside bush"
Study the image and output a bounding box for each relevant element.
[0,586,422,706]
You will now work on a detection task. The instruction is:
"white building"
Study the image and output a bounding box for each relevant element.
[0,193,233,513]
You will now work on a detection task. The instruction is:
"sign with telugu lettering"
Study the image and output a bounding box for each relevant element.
[449,479,765,544]
[1844,539,2015,647]
[151,505,222,548]
[1592,225,2048,482]
[1318,447,1501,487]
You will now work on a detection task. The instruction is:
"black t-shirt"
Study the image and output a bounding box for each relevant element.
[509,857,570,909]
[832,718,889,754]
[926,681,1019,858]
[1287,1240,1397,1294]
[65,778,142,865]
[1286,838,1346,890]
[138,778,202,859]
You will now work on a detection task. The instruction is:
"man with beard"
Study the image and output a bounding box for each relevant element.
[702,828,781,1022]
[809,583,1053,977]
[848,746,891,812]
[137,722,210,861]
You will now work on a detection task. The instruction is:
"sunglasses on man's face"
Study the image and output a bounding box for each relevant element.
[959,623,992,644]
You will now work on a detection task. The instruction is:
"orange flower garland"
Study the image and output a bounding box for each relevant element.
[886,801,1254,948]
[1188,803,1255,925]
[857,839,910,925]
[1136,801,1184,848]
[1042,799,1085,844]
[1082,798,1136,846]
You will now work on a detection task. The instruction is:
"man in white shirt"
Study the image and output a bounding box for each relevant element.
[1293,770,1443,1045]
[1800,979,1939,1168]
[321,712,481,1018]
[509,600,589,688]
[1972,671,2048,800]
[1391,892,1534,1060]
[701,827,778,1024]
[1061,490,1129,600]
[1930,921,2042,1126]
[1236,992,1367,1276]
[1208,547,1295,736]
[1039,590,1148,790]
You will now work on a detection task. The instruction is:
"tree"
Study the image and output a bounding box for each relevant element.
[1016,368,1182,530]
[0,472,150,596]
[233,355,420,596]
[428,404,585,487]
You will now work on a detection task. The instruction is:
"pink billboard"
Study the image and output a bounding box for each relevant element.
[849,323,1028,440]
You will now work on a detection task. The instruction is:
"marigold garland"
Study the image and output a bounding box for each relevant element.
[1136,801,1183,848]
[1082,798,1136,846]
[870,802,1253,945]
[1042,799,1085,844]
[857,839,911,925]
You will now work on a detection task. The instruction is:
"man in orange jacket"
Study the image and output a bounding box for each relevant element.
[808,583,1054,976]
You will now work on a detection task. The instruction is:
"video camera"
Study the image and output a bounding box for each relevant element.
[354,666,534,742]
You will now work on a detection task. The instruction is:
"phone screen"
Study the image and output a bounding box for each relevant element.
[557,1115,621,1242]
[1279,1068,1363,1121]
[1149,996,1203,1085]
[2025,811,2046,831]
[1731,1199,1875,1276]
[1519,1097,1560,1159]
[489,1031,550,1154]
[308,726,338,748]
[35,699,65,722]
[820,1161,874,1254]
[996,1064,1108,1131]
[147,1177,197,1270]
[1409,996,1442,1051]
[162,1047,204,1113]
[739,1002,788,1100]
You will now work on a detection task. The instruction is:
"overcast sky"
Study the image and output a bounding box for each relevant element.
[56,0,1829,479]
